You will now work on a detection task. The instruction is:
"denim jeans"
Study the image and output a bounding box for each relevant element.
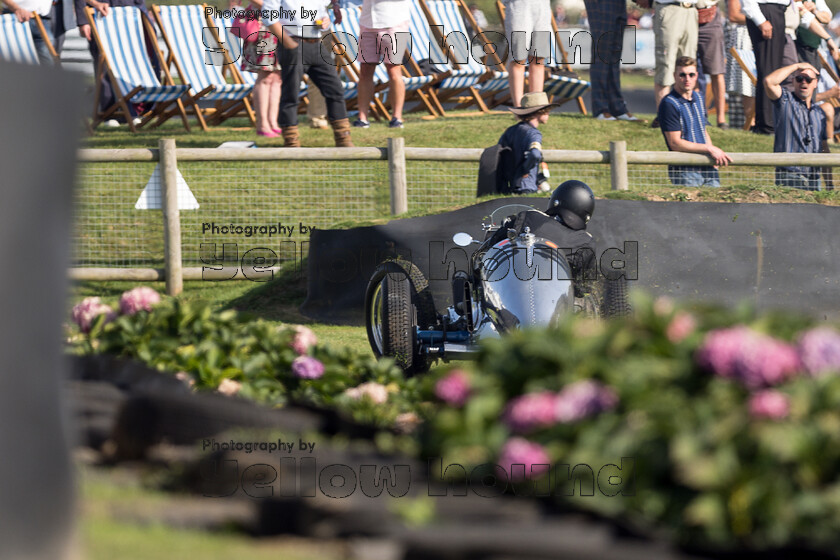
[668,166,721,187]
[775,168,822,191]
[30,17,55,66]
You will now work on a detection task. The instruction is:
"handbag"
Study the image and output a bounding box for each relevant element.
[231,4,261,43]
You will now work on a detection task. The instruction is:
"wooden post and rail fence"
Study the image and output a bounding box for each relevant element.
[72,139,840,295]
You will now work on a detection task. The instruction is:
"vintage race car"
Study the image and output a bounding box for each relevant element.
[364,204,630,374]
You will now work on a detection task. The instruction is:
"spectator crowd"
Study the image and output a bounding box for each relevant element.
[4,0,840,189]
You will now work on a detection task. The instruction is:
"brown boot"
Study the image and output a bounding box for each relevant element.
[282,125,300,148]
[331,118,354,147]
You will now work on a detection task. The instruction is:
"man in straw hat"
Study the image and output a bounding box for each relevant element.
[498,92,559,194]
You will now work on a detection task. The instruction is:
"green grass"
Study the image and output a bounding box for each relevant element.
[82,108,773,153]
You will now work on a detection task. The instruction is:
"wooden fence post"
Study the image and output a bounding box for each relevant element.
[610,140,629,191]
[388,137,408,215]
[160,138,183,295]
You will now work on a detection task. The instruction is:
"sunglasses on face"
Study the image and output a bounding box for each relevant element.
[795,75,815,84]
[678,72,697,78]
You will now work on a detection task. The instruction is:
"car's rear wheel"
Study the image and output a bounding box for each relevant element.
[602,276,631,318]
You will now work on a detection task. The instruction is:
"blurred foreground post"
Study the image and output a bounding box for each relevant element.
[0,61,84,560]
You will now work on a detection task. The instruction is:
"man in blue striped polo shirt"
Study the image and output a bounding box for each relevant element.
[657,56,732,187]
[764,62,827,190]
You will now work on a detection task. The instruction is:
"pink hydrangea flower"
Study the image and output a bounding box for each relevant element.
[71,297,116,333]
[666,311,696,343]
[217,378,242,396]
[503,392,560,433]
[290,325,318,355]
[696,326,754,379]
[748,390,790,420]
[696,327,799,388]
[434,370,470,407]
[498,438,551,482]
[554,380,618,423]
[735,336,799,387]
[291,356,325,379]
[344,382,389,404]
[119,286,161,315]
[394,412,422,434]
[797,327,840,377]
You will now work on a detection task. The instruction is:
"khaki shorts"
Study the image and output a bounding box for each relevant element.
[358,21,410,65]
[654,3,699,86]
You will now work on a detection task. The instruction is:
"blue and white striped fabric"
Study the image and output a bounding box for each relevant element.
[156,5,252,101]
[209,14,256,86]
[735,48,757,82]
[333,6,435,95]
[427,0,588,99]
[0,14,39,65]
[423,0,509,93]
[408,0,485,92]
[93,7,189,103]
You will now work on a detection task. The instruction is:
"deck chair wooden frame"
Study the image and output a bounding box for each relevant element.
[418,0,510,112]
[85,6,196,132]
[330,4,444,120]
[0,12,60,65]
[496,0,589,114]
[728,46,757,131]
[153,4,256,128]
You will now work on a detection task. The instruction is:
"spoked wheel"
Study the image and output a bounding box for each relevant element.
[365,259,437,375]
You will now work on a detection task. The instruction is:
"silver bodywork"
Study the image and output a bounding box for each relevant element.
[479,234,574,332]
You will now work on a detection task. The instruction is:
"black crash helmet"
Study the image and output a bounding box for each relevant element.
[545,180,595,231]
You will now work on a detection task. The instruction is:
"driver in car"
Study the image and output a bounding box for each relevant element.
[486,180,598,297]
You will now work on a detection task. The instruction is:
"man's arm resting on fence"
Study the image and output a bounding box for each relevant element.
[662,130,732,166]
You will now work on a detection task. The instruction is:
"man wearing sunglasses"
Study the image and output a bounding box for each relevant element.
[765,62,827,190]
[657,56,732,187]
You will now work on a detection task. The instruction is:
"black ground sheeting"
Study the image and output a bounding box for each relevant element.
[301,198,840,324]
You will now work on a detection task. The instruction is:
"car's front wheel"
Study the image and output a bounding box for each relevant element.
[365,260,435,375]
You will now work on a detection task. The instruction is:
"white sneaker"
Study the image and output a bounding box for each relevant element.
[615,113,640,122]
[133,117,143,126]
[104,119,119,128]
[595,112,616,121]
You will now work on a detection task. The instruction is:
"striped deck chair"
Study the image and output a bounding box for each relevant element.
[415,0,503,111]
[0,12,59,65]
[728,47,756,130]
[205,11,255,87]
[405,0,492,112]
[495,0,589,112]
[85,6,193,132]
[153,4,256,128]
[331,4,442,119]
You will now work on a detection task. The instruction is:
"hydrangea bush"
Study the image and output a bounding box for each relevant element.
[69,287,840,552]
[68,288,419,428]
[419,295,840,552]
